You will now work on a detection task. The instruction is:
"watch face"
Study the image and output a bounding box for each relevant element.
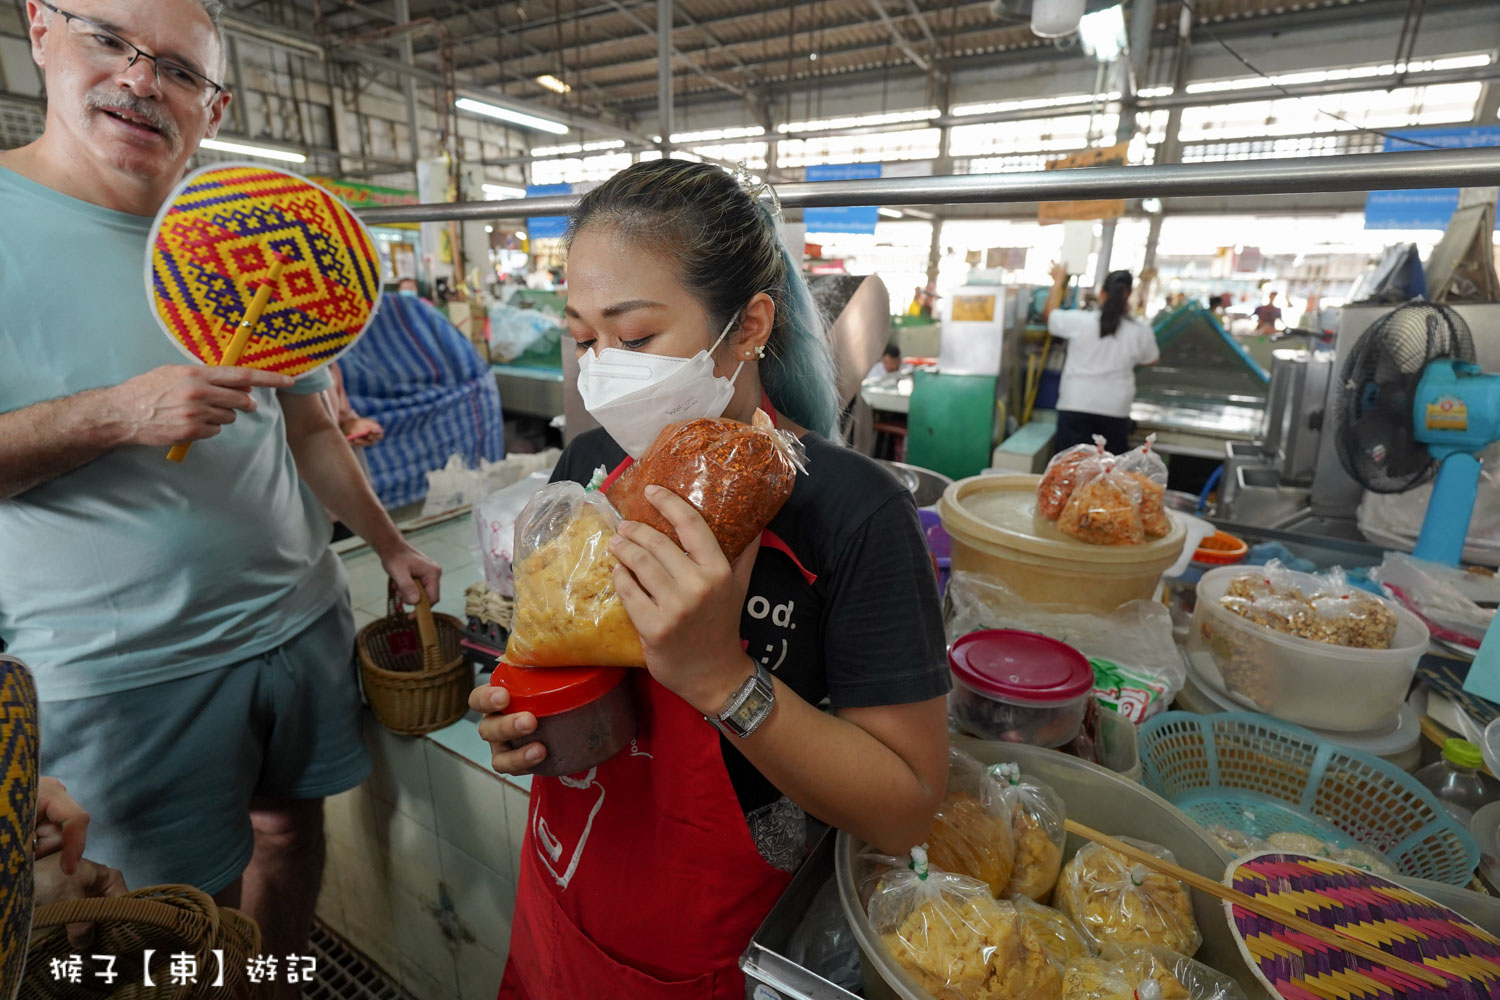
[729,671,775,736]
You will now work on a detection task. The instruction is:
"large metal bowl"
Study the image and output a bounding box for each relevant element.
[835,741,1273,1000]
[876,460,954,508]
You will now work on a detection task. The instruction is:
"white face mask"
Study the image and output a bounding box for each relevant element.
[577,312,745,458]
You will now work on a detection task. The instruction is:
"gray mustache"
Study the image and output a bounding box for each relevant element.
[85,92,177,140]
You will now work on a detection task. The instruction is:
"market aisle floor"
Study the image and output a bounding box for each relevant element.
[319,514,526,1000]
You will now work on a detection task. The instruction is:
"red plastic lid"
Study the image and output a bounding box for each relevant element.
[490,660,629,717]
[948,629,1093,704]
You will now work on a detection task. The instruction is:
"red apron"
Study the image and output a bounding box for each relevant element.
[498,399,803,1000]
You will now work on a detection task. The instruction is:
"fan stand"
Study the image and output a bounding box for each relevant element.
[1413,451,1483,565]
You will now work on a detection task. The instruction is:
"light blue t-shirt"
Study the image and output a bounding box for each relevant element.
[0,166,347,701]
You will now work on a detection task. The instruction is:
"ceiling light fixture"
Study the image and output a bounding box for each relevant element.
[199,137,306,163]
[482,183,527,200]
[535,74,571,94]
[878,207,903,218]
[455,97,569,135]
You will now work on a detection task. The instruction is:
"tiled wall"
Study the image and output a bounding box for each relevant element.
[317,714,529,1000]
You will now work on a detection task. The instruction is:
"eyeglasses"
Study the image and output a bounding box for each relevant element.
[39,1,226,104]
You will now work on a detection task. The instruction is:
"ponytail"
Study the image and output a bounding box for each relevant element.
[1099,269,1134,338]
[759,237,841,439]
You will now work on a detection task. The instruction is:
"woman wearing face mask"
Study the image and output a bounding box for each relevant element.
[470,160,950,999]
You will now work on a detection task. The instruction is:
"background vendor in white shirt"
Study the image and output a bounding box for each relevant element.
[1042,264,1159,454]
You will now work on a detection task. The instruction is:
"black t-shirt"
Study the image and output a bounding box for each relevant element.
[550,427,951,814]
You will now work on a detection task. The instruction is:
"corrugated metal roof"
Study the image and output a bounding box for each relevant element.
[301,0,1417,115]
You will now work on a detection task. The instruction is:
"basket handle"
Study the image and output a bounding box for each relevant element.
[413,583,444,672]
[33,896,210,933]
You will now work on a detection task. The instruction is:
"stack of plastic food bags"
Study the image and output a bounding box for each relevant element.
[1036,436,1171,546]
[505,411,808,668]
[867,846,1064,1000]
[1217,560,1398,649]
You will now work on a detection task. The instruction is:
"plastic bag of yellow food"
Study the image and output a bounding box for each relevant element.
[504,482,645,667]
[991,763,1066,901]
[1054,840,1201,957]
[926,747,1016,896]
[1012,895,1093,972]
[868,848,1063,1000]
[1062,946,1246,1000]
[1038,438,1107,521]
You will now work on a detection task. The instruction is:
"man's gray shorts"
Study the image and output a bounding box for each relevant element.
[39,600,372,894]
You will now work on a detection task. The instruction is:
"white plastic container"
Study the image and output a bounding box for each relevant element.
[1188,565,1430,733]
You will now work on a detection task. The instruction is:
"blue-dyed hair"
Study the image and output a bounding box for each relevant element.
[566,159,842,439]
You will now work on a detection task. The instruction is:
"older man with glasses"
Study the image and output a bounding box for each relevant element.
[0,1,438,988]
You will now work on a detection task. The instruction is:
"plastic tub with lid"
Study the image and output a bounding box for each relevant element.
[1177,666,1422,772]
[948,629,1095,747]
[490,661,636,777]
[938,474,1187,613]
[1188,565,1429,733]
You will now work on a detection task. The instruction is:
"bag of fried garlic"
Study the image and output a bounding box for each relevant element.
[1011,894,1094,972]
[1057,456,1147,546]
[1062,945,1246,1000]
[1037,438,1107,521]
[1116,434,1171,540]
[1054,840,1201,957]
[867,847,1063,1000]
[925,747,1016,897]
[504,481,646,668]
[991,762,1067,901]
[609,410,806,561]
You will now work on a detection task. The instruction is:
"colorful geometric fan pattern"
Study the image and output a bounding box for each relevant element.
[1228,853,1500,1000]
[0,656,38,1000]
[149,165,381,377]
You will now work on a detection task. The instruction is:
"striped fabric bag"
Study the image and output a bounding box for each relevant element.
[340,295,505,509]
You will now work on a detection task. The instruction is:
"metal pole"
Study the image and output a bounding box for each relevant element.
[395,0,423,164]
[357,147,1500,224]
[658,0,674,153]
[1143,3,1194,273]
[1096,0,1157,280]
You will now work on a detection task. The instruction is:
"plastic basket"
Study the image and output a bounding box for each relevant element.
[1138,711,1479,886]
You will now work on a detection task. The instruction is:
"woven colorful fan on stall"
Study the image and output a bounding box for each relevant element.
[145,163,382,460]
[1227,852,1500,999]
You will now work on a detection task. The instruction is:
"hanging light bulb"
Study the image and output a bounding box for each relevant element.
[1031,0,1085,38]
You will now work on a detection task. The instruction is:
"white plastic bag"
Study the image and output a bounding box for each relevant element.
[472,471,552,596]
[946,573,1187,722]
[487,301,563,362]
[1370,552,1495,647]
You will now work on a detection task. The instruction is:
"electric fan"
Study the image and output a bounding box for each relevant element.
[1334,300,1500,565]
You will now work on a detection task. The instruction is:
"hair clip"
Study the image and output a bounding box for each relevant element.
[733,162,783,221]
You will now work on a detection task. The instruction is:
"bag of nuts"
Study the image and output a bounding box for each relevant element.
[609,409,807,561]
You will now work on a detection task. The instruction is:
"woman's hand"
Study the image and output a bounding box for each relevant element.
[470,683,548,775]
[1050,261,1068,284]
[35,776,89,876]
[609,486,759,716]
[34,853,128,949]
[380,542,442,607]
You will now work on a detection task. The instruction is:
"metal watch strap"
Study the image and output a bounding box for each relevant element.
[707,662,776,739]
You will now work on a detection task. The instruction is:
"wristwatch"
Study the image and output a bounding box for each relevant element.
[707,662,776,739]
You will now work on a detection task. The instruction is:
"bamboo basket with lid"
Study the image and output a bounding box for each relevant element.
[357,580,469,735]
[937,474,1187,613]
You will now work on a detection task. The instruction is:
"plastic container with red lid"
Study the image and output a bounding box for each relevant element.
[947,629,1095,748]
[490,661,636,777]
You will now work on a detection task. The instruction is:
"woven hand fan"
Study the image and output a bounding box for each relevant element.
[1227,852,1500,1000]
[144,162,383,460]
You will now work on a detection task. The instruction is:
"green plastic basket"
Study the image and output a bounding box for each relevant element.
[1139,711,1479,886]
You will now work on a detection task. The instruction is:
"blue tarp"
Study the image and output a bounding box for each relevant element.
[340,296,505,508]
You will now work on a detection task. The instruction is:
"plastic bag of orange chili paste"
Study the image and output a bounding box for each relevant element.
[1037,437,1107,521]
[609,409,808,561]
[505,481,646,667]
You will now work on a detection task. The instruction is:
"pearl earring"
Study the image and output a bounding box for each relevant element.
[752,345,766,359]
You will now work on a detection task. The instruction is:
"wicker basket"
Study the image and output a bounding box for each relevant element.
[357,580,468,735]
[22,885,268,1000]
